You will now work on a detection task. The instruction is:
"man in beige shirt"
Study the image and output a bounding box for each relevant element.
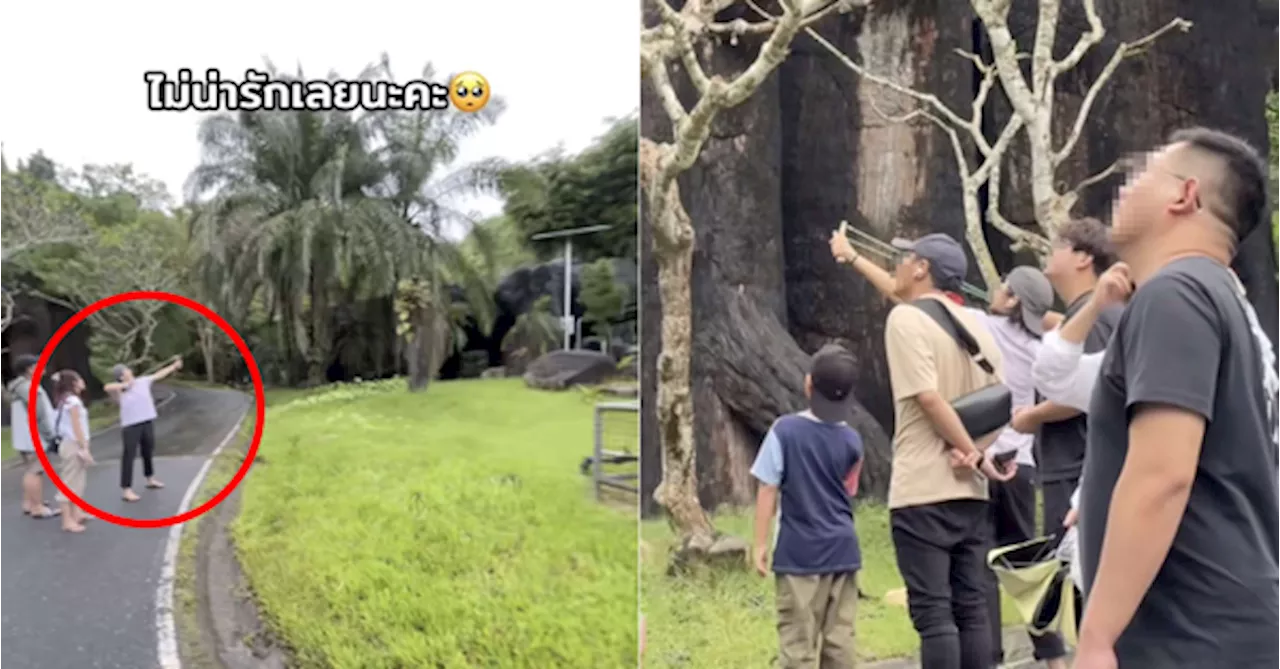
[831,230,1015,669]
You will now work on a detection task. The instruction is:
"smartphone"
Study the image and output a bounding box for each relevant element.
[993,450,1018,467]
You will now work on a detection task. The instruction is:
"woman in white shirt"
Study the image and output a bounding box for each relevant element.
[52,370,94,533]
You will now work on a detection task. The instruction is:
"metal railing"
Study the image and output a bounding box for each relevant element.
[592,401,638,499]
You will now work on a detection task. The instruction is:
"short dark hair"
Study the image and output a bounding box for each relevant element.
[1168,127,1270,243]
[11,354,38,377]
[925,262,962,293]
[1055,217,1116,276]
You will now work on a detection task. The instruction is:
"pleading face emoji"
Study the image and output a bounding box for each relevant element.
[448,72,490,113]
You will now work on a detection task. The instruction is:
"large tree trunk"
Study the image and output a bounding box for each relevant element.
[640,4,894,517]
[406,323,430,392]
[198,323,216,384]
[779,2,977,434]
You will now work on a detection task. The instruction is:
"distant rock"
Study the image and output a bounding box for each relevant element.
[523,350,617,391]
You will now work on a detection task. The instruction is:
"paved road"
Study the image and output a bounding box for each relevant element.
[2,384,250,669]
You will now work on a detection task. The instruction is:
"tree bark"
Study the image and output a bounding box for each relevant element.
[698,285,894,498]
[406,314,430,393]
[199,323,216,384]
[641,136,717,546]
[640,3,895,516]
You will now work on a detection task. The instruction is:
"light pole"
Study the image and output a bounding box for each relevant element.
[530,224,612,350]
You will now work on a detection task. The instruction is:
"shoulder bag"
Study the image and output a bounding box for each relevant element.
[911,298,1012,438]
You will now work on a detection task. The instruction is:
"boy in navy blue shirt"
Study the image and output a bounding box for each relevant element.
[751,344,865,669]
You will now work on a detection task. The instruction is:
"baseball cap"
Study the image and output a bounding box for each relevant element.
[112,364,129,382]
[1004,266,1054,336]
[808,344,858,423]
[891,233,968,286]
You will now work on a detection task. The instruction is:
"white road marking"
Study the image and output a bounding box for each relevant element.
[154,398,250,669]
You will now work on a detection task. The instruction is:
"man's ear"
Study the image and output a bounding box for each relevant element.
[1073,251,1094,272]
[1170,177,1202,216]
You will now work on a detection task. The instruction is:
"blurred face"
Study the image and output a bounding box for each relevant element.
[1110,144,1200,250]
[892,252,929,296]
[120,367,135,383]
[74,377,86,394]
[1042,237,1091,284]
[988,283,1017,316]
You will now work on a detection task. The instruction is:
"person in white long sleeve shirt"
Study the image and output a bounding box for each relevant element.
[1031,264,1135,596]
[1031,266,1132,413]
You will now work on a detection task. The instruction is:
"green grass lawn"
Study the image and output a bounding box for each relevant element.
[231,378,638,668]
[642,504,1025,668]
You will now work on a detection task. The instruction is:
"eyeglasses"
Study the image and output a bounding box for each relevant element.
[1118,152,1203,211]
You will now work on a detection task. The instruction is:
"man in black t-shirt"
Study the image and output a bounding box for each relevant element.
[1010,217,1121,544]
[1074,128,1279,669]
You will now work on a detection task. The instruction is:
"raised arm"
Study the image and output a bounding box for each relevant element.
[830,222,900,303]
[149,357,184,382]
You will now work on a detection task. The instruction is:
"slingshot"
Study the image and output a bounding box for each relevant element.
[837,221,990,304]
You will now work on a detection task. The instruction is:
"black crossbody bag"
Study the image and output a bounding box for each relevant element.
[911,299,1012,438]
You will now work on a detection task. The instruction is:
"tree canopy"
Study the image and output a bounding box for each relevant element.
[501,116,637,263]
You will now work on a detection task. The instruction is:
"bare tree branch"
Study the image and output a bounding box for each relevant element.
[799,22,980,148]
[987,157,1052,254]
[1051,0,1106,76]
[0,289,14,339]
[1052,17,1194,165]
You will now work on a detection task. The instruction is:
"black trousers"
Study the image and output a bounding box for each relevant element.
[1041,478,1077,542]
[891,499,993,669]
[987,466,1067,662]
[1042,477,1085,642]
[121,420,156,488]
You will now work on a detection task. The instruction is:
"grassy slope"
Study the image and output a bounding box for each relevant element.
[230,378,637,668]
[642,504,1025,668]
[175,383,308,669]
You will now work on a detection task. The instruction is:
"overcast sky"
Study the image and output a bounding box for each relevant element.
[1,1,638,226]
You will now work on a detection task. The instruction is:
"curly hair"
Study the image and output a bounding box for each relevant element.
[1055,217,1116,277]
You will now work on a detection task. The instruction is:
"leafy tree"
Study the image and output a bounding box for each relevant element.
[461,215,534,275]
[579,259,624,346]
[16,150,59,183]
[502,295,561,362]
[501,117,637,263]
[187,57,505,386]
[1,166,92,347]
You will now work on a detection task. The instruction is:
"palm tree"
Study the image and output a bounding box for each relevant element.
[365,59,506,389]
[187,57,505,387]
